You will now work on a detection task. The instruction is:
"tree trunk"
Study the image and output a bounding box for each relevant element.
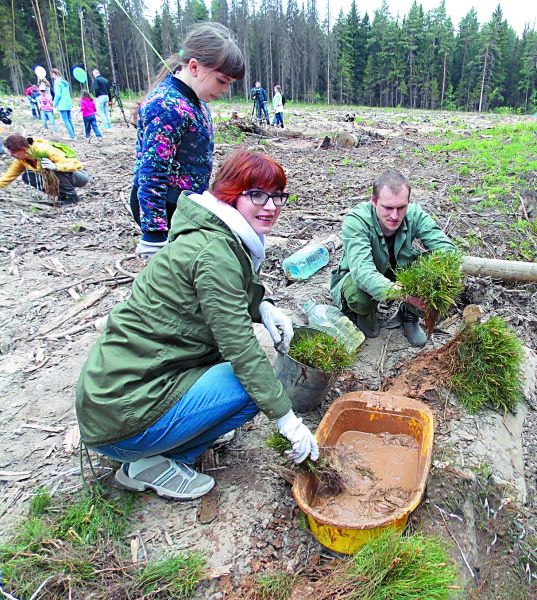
[79,8,89,91]
[103,3,117,83]
[478,43,489,113]
[31,0,53,76]
[462,256,537,282]
[440,51,447,107]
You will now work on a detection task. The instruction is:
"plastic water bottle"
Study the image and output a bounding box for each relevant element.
[302,299,365,353]
[282,243,329,281]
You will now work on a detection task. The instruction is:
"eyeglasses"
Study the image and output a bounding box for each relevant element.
[242,189,289,206]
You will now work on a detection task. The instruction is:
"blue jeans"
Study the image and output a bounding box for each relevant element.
[58,110,75,139]
[94,362,259,465]
[41,111,57,131]
[96,95,112,128]
[272,112,284,127]
[83,114,102,139]
[256,101,269,124]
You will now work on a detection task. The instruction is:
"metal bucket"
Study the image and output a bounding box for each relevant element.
[274,327,338,413]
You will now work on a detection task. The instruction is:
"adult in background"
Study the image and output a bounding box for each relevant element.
[51,69,75,140]
[251,80,270,125]
[330,170,457,347]
[76,150,318,500]
[0,134,89,204]
[131,22,245,261]
[92,69,112,130]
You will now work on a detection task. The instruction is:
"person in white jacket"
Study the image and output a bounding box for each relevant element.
[272,85,284,128]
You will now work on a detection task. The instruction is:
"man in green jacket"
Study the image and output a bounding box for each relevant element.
[330,170,456,347]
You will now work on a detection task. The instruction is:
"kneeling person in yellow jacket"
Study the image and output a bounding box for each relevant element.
[0,134,89,204]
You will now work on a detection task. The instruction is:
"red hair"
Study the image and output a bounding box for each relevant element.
[211,150,286,205]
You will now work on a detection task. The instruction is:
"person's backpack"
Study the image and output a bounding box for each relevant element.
[49,141,77,158]
[281,94,287,107]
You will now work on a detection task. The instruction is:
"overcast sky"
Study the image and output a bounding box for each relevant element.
[144,0,536,35]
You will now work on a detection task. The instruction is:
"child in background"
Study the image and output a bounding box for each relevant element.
[38,88,58,132]
[80,92,102,142]
[272,85,284,128]
[25,85,41,119]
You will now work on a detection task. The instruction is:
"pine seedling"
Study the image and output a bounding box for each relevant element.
[449,316,524,413]
[289,331,357,372]
[390,250,463,335]
[266,432,345,494]
[27,147,60,202]
[311,529,458,600]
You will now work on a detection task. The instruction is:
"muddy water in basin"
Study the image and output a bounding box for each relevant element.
[313,431,420,524]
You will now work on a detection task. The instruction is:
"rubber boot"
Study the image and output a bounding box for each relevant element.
[399,304,427,347]
[355,309,380,338]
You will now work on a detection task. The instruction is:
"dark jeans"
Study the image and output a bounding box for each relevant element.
[22,169,89,195]
[83,114,102,139]
[129,185,177,228]
[256,101,269,124]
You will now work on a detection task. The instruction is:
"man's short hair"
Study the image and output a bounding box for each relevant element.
[92,69,100,77]
[372,170,411,201]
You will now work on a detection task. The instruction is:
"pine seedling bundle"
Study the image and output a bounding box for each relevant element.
[449,316,524,413]
[28,147,60,202]
[391,250,463,336]
[289,331,357,373]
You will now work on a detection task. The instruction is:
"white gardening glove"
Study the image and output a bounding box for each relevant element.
[259,300,293,354]
[276,410,319,464]
[40,158,57,170]
[135,238,168,262]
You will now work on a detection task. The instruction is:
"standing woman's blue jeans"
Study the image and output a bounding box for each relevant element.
[58,110,75,139]
[94,362,259,465]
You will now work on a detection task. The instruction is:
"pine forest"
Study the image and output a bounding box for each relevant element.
[1,0,537,111]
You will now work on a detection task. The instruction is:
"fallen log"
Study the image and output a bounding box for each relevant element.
[462,255,537,282]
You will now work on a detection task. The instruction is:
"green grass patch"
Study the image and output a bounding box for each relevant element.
[253,572,296,599]
[135,553,206,598]
[57,489,139,544]
[289,330,356,373]
[450,316,525,413]
[428,123,537,208]
[0,485,207,598]
[390,250,463,335]
[214,122,245,145]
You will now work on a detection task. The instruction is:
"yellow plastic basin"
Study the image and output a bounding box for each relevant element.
[292,391,434,555]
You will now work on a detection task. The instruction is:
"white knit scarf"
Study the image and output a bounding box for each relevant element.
[189,190,266,271]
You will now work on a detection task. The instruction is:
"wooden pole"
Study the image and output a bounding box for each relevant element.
[462,256,537,283]
[79,7,89,91]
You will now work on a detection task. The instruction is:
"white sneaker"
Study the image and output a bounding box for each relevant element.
[114,455,215,500]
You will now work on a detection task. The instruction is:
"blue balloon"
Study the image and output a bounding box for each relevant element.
[73,67,87,83]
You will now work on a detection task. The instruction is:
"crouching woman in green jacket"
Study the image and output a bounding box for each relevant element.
[76,150,318,500]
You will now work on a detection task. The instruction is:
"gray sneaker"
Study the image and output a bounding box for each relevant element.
[115,455,215,500]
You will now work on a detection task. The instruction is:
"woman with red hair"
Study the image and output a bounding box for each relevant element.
[76,150,318,501]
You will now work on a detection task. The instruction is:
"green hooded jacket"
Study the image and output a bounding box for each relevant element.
[330,201,456,306]
[76,193,291,446]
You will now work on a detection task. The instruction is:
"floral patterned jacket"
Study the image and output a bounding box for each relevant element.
[133,74,214,242]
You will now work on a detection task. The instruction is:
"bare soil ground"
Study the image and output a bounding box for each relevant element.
[1,97,536,598]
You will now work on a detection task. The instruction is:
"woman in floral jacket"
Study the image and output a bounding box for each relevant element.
[131,22,245,261]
